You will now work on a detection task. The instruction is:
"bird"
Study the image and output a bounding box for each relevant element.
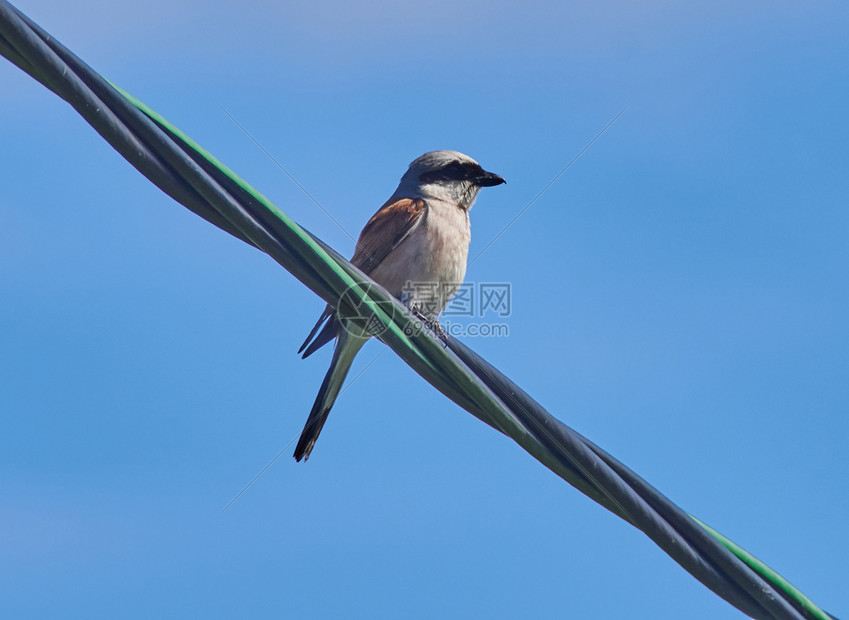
[294,150,505,461]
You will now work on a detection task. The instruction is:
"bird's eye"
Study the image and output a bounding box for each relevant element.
[419,161,473,185]
[445,162,465,178]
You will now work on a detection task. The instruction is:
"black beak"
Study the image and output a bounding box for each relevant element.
[476,170,506,187]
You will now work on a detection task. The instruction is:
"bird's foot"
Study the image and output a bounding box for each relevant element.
[411,307,447,342]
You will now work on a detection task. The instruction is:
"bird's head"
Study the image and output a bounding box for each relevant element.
[396,150,505,210]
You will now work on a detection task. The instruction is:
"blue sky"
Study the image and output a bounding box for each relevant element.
[1,1,847,617]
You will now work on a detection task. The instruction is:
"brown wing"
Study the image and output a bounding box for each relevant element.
[299,198,426,358]
[351,197,428,275]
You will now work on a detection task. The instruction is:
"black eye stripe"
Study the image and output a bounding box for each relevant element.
[419,161,483,184]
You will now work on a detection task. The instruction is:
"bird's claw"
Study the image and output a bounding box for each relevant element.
[411,306,448,342]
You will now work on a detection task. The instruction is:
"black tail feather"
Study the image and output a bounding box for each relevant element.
[294,328,365,461]
[298,304,334,356]
[300,318,339,359]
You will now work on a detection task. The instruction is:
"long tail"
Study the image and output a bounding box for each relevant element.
[294,328,366,461]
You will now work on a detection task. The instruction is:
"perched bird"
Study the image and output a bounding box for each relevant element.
[295,150,505,461]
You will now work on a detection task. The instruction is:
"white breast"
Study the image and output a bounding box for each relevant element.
[369,198,471,319]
